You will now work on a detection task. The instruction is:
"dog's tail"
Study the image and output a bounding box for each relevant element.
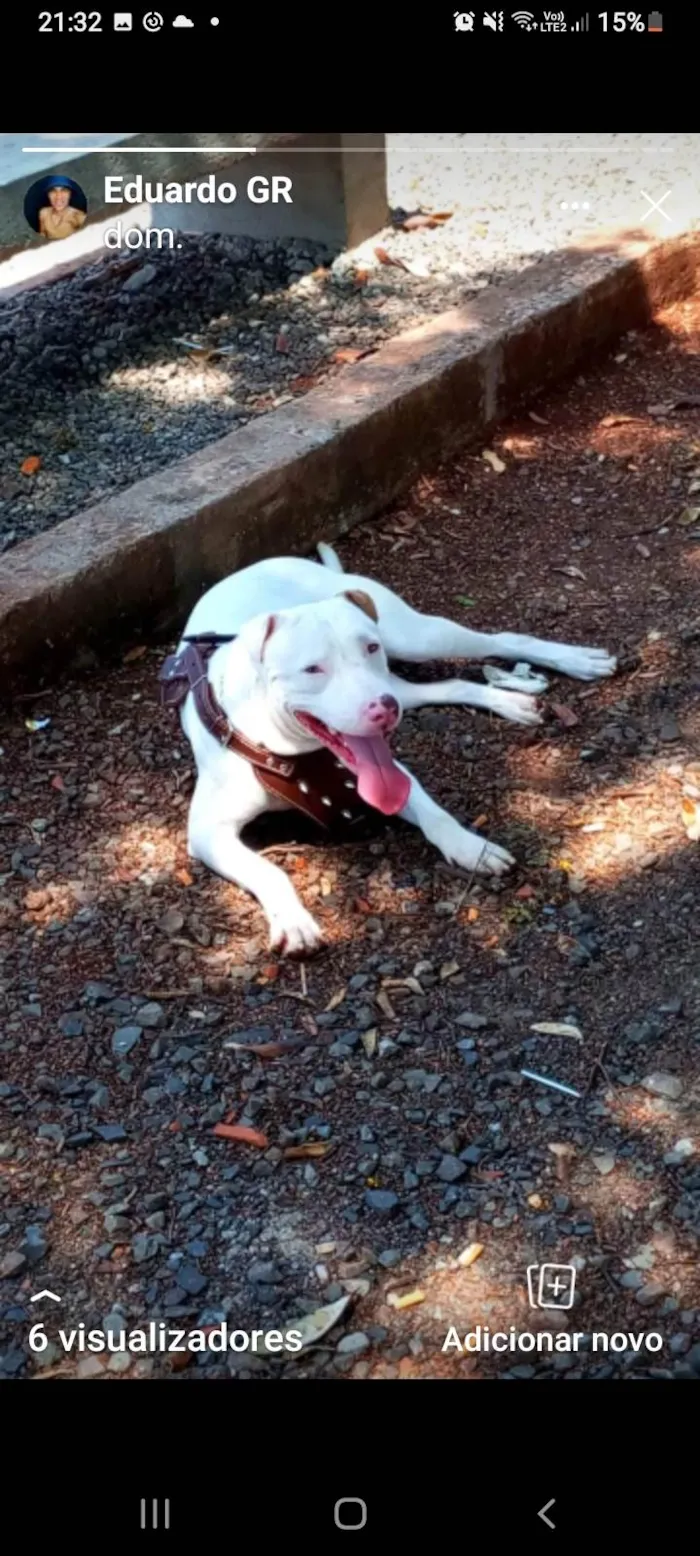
[317,541,344,573]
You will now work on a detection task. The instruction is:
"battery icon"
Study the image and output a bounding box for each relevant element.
[647,10,663,28]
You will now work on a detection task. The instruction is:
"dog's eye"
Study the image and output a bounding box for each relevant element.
[367,642,381,655]
[303,664,324,674]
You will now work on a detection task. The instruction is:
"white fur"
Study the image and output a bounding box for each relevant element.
[179,547,616,955]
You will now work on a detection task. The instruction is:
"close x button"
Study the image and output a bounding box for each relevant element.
[334,1498,368,1530]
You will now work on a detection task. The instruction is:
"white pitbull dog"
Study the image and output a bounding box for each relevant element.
[174,544,615,955]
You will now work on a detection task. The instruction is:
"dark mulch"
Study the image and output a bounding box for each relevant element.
[1,295,699,1381]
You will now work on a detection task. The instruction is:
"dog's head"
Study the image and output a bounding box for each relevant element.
[235,591,410,814]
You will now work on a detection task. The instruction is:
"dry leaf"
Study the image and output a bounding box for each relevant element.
[361,1027,378,1057]
[333,348,367,365]
[50,774,65,791]
[387,1288,426,1309]
[457,1242,484,1268]
[551,702,580,728]
[283,1141,332,1160]
[482,449,506,474]
[422,210,453,222]
[325,985,348,1012]
[353,268,370,287]
[123,644,147,663]
[440,961,460,980]
[531,1021,584,1041]
[286,1296,351,1352]
[678,506,700,527]
[601,413,640,427]
[373,245,410,272]
[223,1037,306,1059]
[528,410,549,425]
[681,796,700,841]
[376,990,396,1020]
[21,456,41,475]
[212,1123,269,1148]
[552,564,586,580]
[401,214,441,232]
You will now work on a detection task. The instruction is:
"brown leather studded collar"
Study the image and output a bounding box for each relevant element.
[159,634,368,829]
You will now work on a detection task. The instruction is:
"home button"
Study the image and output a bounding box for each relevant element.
[334,1498,367,1530]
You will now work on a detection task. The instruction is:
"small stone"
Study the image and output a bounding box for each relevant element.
[103,1212,131,1236]
[84,982,115,1003]
[364,1190,399,1216]
[111,1025,142,1057]
[659,714,680,742]
[455,1011,490,1030]
[592,1153,616,1176]
[159,908,185,936]
[122,263,157,293]
[95,1123,127,1142]
[663,1138,695,1166]
[20,1226,48,1265]
[437,1155,467,1184]
[134,1002,164,1028]
[635,1283,666,1307]
[0,1250,27,1279]
[176,1265,208,1296]
[247,1260,283,1284]
[77,1356,105,1378]
[132,1234,160,1264]
[108,1351,133,1373]
[336,1332,370,1356]
[59,1014,84,1037]
[642,1072,683,1101]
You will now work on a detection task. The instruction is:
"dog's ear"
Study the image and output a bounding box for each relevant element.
[344,589,379,623]
[239,612,278,663]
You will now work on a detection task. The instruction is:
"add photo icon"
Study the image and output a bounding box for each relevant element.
[23,175,88,242]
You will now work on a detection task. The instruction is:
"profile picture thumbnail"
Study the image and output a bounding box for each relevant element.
[24,174,88,242]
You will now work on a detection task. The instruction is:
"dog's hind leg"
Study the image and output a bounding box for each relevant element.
[377,594,616,681]
[188,774,324,956]
[390,673,541,726]
[397,763,514,876]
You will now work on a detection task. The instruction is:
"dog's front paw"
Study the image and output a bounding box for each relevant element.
[489,689,542,726]
[433,820,515,876]
[269,904,325,958]
[553,646,617,681]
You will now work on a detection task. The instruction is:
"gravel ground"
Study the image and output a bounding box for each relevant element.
[2,132,698,550]
[2,294,700,1381]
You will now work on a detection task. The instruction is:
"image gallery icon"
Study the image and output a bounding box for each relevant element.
[527,1263,577,1310]
[454,11,475,28]
[113,10,132,25]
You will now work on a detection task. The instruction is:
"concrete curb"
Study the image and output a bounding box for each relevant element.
[2,227,699,689]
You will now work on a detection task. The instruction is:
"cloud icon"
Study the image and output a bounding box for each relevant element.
[173,13,194,24]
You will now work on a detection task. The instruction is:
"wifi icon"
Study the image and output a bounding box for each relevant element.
[512,9,536,26]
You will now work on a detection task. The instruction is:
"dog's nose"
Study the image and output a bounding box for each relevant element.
[367,694,399,726]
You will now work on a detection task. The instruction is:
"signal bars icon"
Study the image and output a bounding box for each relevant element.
[572,12,589,27]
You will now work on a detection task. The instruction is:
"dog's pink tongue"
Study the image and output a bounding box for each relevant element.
[342,735,410,815]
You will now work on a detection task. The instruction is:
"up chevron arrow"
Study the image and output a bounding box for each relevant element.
[30,1290,61,1303]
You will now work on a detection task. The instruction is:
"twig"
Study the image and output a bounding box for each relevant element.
[584,1042,614,1096]
[300,964,308,998]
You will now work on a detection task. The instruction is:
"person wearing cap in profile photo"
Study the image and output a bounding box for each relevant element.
[23,173,88,242]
